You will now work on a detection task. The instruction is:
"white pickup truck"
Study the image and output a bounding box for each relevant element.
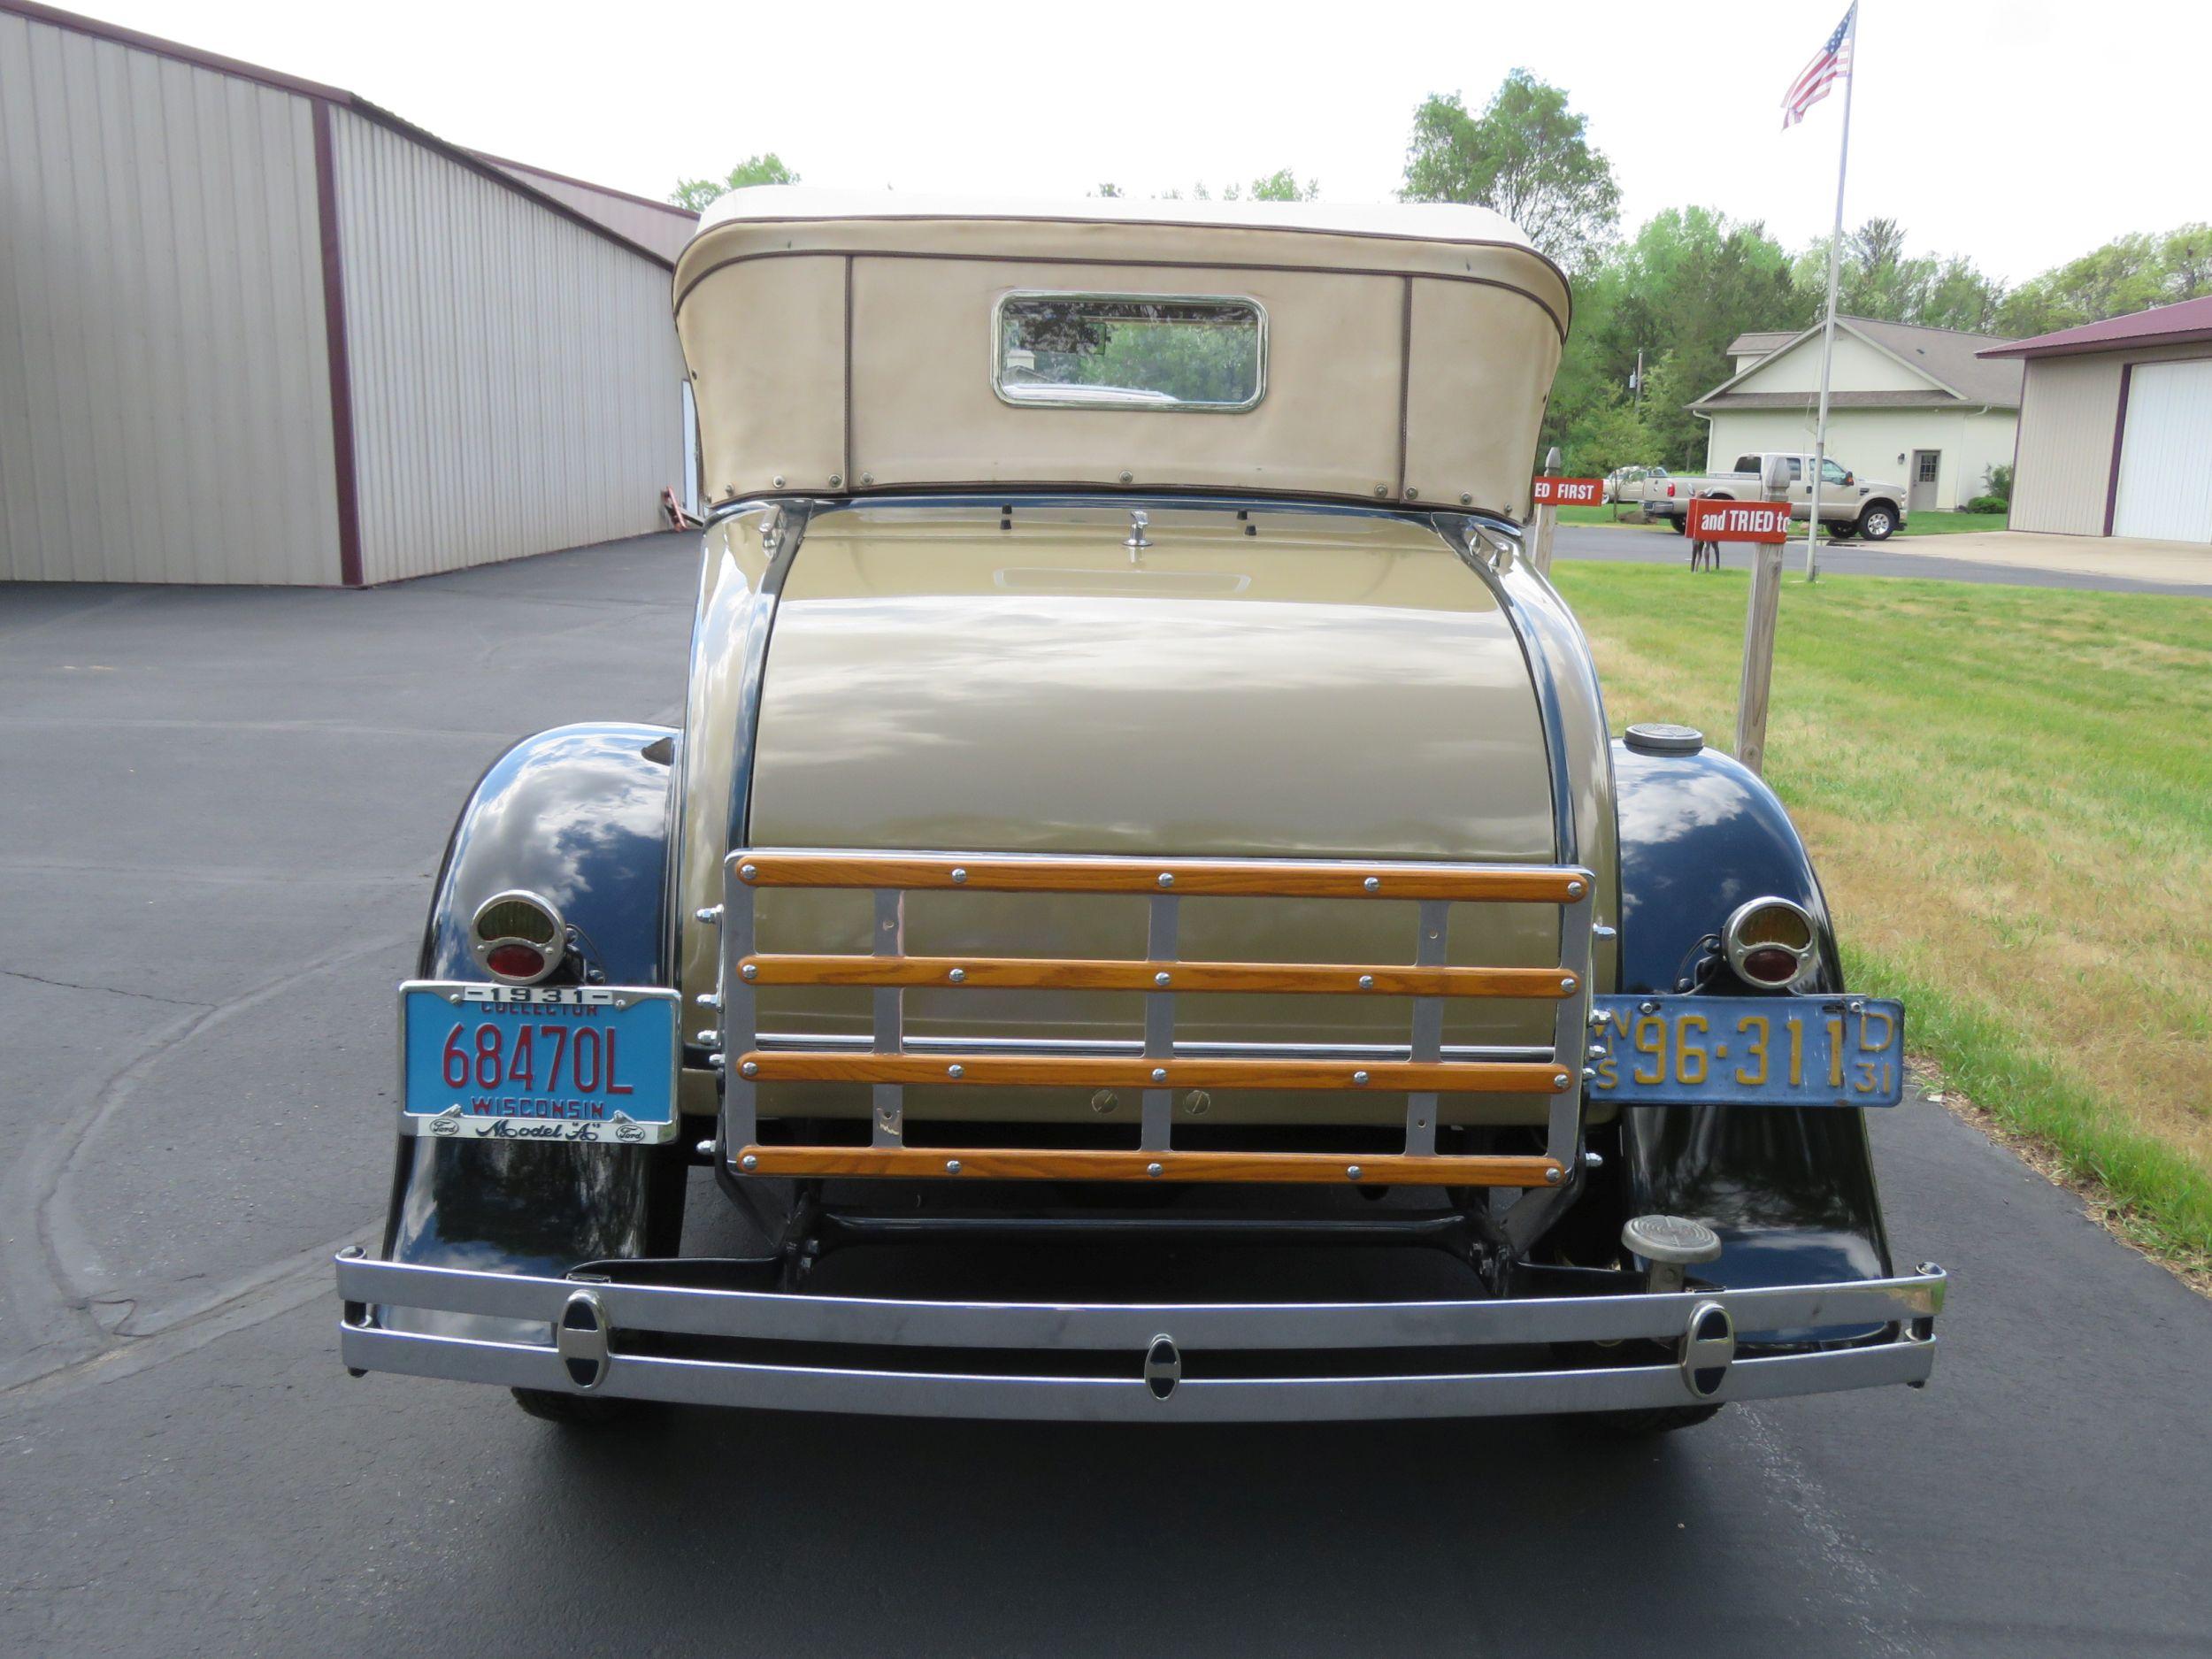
[1640,452,1908,541]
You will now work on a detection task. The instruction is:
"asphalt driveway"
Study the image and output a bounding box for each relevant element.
[2,533,2207,1657]
[1554,521,2212,595]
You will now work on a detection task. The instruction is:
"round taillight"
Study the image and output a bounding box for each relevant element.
[484,942,547,979]
[1723,897,1816,990]
[470,889,565,984]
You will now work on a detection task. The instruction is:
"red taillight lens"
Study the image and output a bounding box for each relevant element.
[485,942,546,979]
[1740,946,1800,987]
[1667,483,1678,496]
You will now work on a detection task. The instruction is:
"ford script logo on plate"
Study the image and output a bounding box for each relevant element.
[396,982,682,1144]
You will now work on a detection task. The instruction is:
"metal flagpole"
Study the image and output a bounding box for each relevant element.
[1804,4,1859,584]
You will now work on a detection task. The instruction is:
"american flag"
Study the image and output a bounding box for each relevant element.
[1784,4,1857,128]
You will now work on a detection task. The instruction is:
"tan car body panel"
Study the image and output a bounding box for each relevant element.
[676,503,1619,1129]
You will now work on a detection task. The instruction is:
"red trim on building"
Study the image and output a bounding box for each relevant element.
[2099,365,2134,538]
[472,150,700,223]
[311,101,365,589]
[1980,296,2212,360]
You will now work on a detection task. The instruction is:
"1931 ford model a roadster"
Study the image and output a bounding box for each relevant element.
[338,189,1942,1429]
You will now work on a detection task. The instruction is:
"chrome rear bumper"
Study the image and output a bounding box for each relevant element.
[336,1252,1943,1422]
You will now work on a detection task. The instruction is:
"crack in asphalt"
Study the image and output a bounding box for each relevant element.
[0,932,413,1389]
[0,1230,370,1415]
[0,968,213,1009]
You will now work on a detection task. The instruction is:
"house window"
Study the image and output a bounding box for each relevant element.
[1916,452,1940,483]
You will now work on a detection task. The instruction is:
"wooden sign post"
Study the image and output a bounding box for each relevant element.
[1690,461,1795,774]
[1528,452,1601,578]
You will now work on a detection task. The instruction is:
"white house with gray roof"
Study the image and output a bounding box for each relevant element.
[1688,318,2024,512]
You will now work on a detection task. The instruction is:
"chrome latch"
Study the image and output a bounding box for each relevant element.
[557,1288,611,1391]
[1143,1333,1180,1401]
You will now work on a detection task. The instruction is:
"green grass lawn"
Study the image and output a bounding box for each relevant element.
[1897,509,2008,535]
[1554,562,2212,1274]
[1555,504,1669,527]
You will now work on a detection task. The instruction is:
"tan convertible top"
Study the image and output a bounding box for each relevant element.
[674,188,1571,518]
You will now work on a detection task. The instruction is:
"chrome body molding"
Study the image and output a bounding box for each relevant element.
[337,1252,1942,1422]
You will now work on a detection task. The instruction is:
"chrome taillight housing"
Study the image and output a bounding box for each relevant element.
[470,890,565,984]
[1722,896,1816,990]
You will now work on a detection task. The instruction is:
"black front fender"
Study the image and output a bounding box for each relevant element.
[382,724,686,1307]
[1611,738,1895,1292]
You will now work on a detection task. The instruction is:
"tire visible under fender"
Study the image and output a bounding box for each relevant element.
[511,1387,644,1428]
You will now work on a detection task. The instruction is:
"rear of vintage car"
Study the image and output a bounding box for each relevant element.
[340,191,1942,1425]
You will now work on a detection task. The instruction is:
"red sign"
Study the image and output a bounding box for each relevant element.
[1532,475,1603,506]
[1686,498,1791,543]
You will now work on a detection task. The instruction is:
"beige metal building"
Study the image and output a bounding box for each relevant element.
[1980,297,2212,543]
[0,1,690,586]
[477,152,700,265]
[1688,319,2022,512]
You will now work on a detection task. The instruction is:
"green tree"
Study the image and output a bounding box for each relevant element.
[1557,208,1806,466]
[1400,72,1620,270]
[1561,390,1656,477]
[1997,223,2212,334]
[1246,169,1318,202]
[669,153,799,213]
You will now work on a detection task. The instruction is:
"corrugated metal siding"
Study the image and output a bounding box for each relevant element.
[482,161,697,264]
[329,111,685,584]
[2008,356,2123,535]
[0,12,338,583]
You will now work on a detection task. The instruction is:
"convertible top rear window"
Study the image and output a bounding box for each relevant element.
[995,292,1265,411]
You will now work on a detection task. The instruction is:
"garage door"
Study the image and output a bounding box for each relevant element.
[2113,360,2212,541]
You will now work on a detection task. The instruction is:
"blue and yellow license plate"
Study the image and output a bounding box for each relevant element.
[397,982,681,1144]
[1586,995,1904,1108]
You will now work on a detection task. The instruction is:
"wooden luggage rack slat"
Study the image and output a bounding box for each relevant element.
[717,852,1596,1188]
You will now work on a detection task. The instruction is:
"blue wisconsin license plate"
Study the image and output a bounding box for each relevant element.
[1586,995,1905,1108]
[397,982,682,1144]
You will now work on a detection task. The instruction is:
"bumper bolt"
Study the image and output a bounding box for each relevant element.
[1154,971,1171,987]
[1363,876,1380,893]
[1147,1162,1164,1178]
[1156,872,1175,888]
[1552,1072,1571,1089]
[1150,1067,1168,1083]
[1352,1070,1371,1086]
[1358,974,1375,989]
[947,1064,964,1079]
[1346,1165,1363,1180]
[949,968,966,983]
[946,1159,962,1174]
[1566,879,1586,898]
[740,964,757,980]
[1544,1167,1563,1185]
[738,1059,757,1079]
[739,1153,757,1172]
[950,867,968,884]
[1560,976,1577,992]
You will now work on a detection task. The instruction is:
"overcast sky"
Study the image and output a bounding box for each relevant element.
[84,0,2199,284]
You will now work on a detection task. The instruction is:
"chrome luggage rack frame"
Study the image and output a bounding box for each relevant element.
[709,849,1595,1188]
